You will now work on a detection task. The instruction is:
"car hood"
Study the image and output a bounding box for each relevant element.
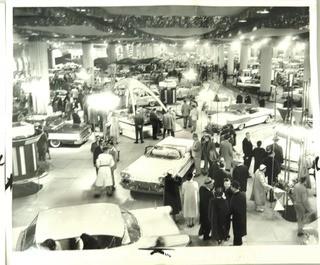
[210,113,241,126]
[131,206,189,247]
[123,156,189,183]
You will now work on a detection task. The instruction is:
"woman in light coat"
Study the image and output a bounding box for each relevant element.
[182,171,199,227]
[94,147,115,197]
[250,164,273,212]
[109,112,120,144]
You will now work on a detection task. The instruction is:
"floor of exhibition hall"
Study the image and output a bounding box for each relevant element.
[12,79,318,247]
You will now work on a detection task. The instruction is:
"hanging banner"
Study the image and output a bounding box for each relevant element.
[292,109,303,124]
[274,187,285,200]
[277,107,289,121]
[274,199,285,211]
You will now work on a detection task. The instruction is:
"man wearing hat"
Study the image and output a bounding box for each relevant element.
[201,134,216,175]
[250,164,273,212]
[262,147,281,202]
[134,108,145,144]
[230,180,247,246]
[199,177,214,240]
[267,135,284,166]
[232,162,250,193]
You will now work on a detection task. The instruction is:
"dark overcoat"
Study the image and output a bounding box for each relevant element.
[163,175,182,215]
[230,191,247,237]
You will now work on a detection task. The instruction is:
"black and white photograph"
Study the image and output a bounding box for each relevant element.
[3,0,320,264]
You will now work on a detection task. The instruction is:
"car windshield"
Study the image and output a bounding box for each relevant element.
[149,146,181,159]
[121,210,141,245]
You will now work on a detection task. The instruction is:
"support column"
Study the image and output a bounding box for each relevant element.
[240,42,249,70]
[260,45,273,92]
[25,41,50,114]
[123,44,128,58]
[82,43,94,85]
[218,44,224,68]
[303,41,312,115]
[107,43,117,63]
[212,45,219,65]
[227,45,235,75]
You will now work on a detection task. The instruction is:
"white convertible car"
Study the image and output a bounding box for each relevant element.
[210,104,274,130]
[121,137,194,194]
[13,203,190,251]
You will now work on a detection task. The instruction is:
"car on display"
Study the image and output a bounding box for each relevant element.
[13,203,190,251]
[209,104,274,130]
[120,137,194,194]
[176,86,199,99]
[25,114,91,148]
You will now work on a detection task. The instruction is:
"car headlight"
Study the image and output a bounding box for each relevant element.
[120,172,131,179]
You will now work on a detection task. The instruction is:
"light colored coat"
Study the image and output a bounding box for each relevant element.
[163,113,173,130]
[182,180,199,218]
[250,170,272,206]
[219,140,233,170]
[95,153,115,187]
[109,116,120,140]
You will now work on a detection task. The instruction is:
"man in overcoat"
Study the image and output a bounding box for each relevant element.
[230,181,247,246]
[199,178,214,240]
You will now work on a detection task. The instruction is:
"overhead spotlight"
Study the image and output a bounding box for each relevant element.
[71,35,75,38]
[151,37,154,41]
[121,32,125,36]
[238,19,247,23]
[257,9,269,14]
[31,32,39,36]
[80,8,86,12]
[228,33,232,37]
[252,26,258,31]
[53,33,59,37]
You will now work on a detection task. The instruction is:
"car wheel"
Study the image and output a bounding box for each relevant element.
[50,139,61,148]
[238,124,245,130]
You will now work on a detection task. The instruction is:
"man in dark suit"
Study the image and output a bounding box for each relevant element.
[199,178,214,240]
[134,108,145,144]
[267,135,284,166]
[149,108,160,140]
[242,132,253,170]
[252,140,267,173]
[230,181,247,246]
[223,178,233,240]
[232,163,250,192]
[262,147,281,202]
[213,161,230,190]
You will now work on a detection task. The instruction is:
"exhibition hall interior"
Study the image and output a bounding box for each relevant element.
[11,5,319,253]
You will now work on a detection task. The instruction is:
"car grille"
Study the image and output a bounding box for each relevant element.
[121,180,164,194]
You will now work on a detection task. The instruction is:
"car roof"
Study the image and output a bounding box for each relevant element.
[35,203,124,243]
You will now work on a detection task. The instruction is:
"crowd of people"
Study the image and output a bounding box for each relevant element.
[160,124,292,246]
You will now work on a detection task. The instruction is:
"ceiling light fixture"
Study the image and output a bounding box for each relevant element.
[252,26,258,32]
[238,19,247,23]
[257,9,269,14]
